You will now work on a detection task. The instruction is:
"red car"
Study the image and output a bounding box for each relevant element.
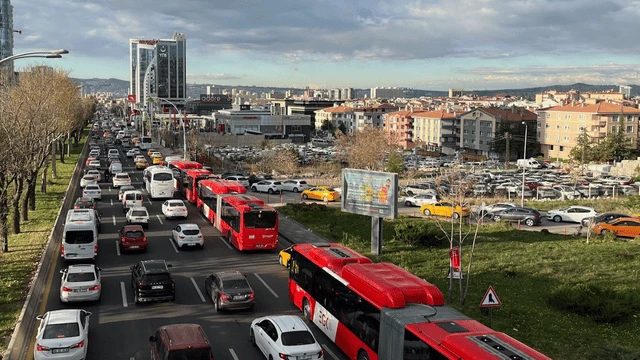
[85,157,97,166]
[118,225,147,252]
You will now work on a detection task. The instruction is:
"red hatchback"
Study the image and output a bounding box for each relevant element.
[119,225,147,252]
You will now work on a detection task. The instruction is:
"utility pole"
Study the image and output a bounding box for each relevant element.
[505,132,510,168]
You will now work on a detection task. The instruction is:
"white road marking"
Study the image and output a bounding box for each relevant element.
[229,349,239,360]
[219,237,233,250]
[190,277,206,303]
[156,214,163,225]
[130,357,135,360]
[112,215,116,225]
[115,241,120,256]
[110,199,113,206]
[147,198,153,205]
[168,238,179,253]
[135,177,139,181]
[254,273,279,298]
[109,186,112,192]
[120,282,128,308]
[322,344,338,360]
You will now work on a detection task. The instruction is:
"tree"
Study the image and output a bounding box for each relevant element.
[320,119,334,133]
[334,126,390,170]
[570,130,594,167]
[386,151,404,174]
[268,149,300,176]
[338,122,347,135]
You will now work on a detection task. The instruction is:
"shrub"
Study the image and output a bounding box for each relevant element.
[392,218,443,247]
[548,284,638,324]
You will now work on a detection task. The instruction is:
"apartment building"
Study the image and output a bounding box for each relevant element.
[370,87,404,99]
[411,109,459,155]
[459,107,537,157]
[537,102,640,159]
[314,105,354,134]
[383,110,414,149]
[353,103,399,131]
[535,89,625,105]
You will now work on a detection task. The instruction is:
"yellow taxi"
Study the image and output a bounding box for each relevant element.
[135,158,149,169]
[147,148,156,157]
[419,201,469,219]
[301,186,340,202]
[278,246,293,267]
[151,155,164,165]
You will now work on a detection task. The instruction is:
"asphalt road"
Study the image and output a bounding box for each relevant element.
[34,142,348,360]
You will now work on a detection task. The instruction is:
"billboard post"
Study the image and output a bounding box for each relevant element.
[341,168,398,256]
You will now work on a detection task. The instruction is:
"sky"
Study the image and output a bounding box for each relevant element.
[11,0,640,90]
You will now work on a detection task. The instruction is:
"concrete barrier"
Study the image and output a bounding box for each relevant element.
[3,138,89,360]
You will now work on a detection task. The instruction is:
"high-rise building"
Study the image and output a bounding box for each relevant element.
[0,0,14,74]
[620,85,632,100]
[129,33,187,107]
[207,85,221,95]
[341,88,353,100]
[370,87,404,99]
[449,88,463,97]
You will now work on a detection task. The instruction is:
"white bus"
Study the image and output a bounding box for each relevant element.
[139,136,153,150]
[143,166,175,199]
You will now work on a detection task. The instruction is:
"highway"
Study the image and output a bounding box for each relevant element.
[34,142,348,360]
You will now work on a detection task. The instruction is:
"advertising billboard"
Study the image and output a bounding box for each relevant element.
[200,94,232,104]
[341,169,398,219]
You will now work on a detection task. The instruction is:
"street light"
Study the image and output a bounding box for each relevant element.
[149,97,186,161]
[0,49,70,65]
[520,121,528,207]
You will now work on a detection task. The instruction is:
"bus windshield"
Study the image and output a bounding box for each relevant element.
[153,173,173,181]
[244,211,277,228]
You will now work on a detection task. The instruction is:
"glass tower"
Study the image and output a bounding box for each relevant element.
[0,0,14,74]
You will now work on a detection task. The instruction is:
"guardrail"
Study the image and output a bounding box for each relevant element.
[3,138,89,360]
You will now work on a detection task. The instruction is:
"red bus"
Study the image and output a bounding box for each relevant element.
[179,168,215,203]
[168,160,203,191]
[197,179,247,223]
[288,243,550,360]
[219,195,278,251]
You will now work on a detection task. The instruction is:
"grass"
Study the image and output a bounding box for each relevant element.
[0,133,86,353]
[278,205,640,360]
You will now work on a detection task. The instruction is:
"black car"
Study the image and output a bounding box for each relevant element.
[492,207,542,227]
[130,260,175,304]
[204,271,255,312]
[74,197,97,209]
[581,212,630,227]
[248,174,273,186]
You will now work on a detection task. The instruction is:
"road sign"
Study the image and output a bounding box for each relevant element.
[127,94,136,102]
[480,286,501,307]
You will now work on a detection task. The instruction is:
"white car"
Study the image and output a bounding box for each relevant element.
[82,184,102,200]
[224,175,250,188]
[250,315,323,360]
[547,206,598,223]
[107,149,119,157]
[80,175,97,188]
[162,199,188,219]
[475,202,517,218]
[34,309,91,360]
[59,265,101,303]
[118,185,136,201]
[150,151,162,159]
[126,206,149,228]
[171,223,204,249]
[403,193,440,207]
[281,180,309,193]
[251,180,283,194]
[112,172,131,188]
[126,148,140,158]
[89,150,100,158]
[134,155,146,163]
[86,169,101,182]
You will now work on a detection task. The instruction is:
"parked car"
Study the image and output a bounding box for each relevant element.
[281,179,309,193]
[171,223,204,249]
[475,202,517,219]
[34,309,91,360]
[126,206,149,228]
[301,186,340,202]
[420,201,469,219]
[547,206,598,223]
[224,175,250,187]
[162,199,188,219]
[403,193,440,207]
[250,315,323,360]
[130,260,175,304]
[59,264,102,303]
[593,217,640,238]
[251,180,283,194]
[118,225,147,252]
[492,207,542,227]
[248,174,273,186]
[535,186,557,199]
[552,185,582,200]
[204,271,255,312]
[581,212,631,227]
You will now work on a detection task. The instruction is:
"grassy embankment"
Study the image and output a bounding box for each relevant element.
[0,134,85,352]
[279,204,640,360]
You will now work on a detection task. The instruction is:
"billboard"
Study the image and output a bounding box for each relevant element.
[200,94,232,104]
[341,169,398,219]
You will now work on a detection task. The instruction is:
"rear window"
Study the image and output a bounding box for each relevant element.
[125,230,144,238]
[131,211,147,217]
[169,202,184,207]
[298,181,307,184]
[223,279,250,290]
[65,230,94,244]
[153,173,173,181]
[67,272,96,282]
[116,174,128,179]
[281,330,316,346]
[126,194,142,200]
[43,323,80,339]
[244,211,277,229]
[167,348,211,360]
[182,229,200,235]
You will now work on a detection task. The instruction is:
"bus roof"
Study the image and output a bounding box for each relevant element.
[200,179,247,195]
[170,161,203,170]
[185,168,212,177]
[224,194,276,212]
[293,243,372,275]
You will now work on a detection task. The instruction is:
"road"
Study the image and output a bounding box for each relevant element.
[34,143,348,360]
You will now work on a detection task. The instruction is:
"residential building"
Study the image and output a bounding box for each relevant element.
[314,105,354,134]
[412,109,460,155]
[537,102,640,159]
[341,88,354,100]
[459,107,537,157]
[449,88,463,97]
[620,85,632,100]
[371,87,404,99]
[270,99,341,129]
[214,106,311,143]
[384,110,414,149]
[353,103,399,131]
[535,89,624,105]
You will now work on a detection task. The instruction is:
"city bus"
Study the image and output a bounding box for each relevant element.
[168,160,203,191]
[180,168,215,203]
[197,179,247,224]
[219,195,278,251]
[287,243,550,360]
[139,136,153,150]
[142,166,175,199]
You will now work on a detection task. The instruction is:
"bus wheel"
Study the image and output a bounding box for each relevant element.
[227,231,232,243]
[358,350,370,360]
[302,298,311,321]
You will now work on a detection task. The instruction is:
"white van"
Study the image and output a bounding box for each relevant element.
[122,190,144,212]
[517,158,543,169]
[62,210,98,261]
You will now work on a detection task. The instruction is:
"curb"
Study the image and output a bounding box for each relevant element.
[3,136,89,360]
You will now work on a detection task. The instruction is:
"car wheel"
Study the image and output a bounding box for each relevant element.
[404,201,412,207]
[250,329,256,346]
[133,291,138,304]
[251,186,257,192]
[553,215,562,223]
[358,350,370,360]
[268,188,273,194]
[293,187,299,193]
[423,209,431,216]
[452,212,460,220]
[525,218,535,227]
[303,298,312,321]
[493,215,501,222]
[302,194,308,200]
[279,255,283,265]
[214,297,221,312]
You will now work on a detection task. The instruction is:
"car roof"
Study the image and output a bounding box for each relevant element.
[611,217,640,223]
[158,324,209,348]
[46,309,80,324]
[122,224,144,231]
[178,223,200,230]
[269,315,309,333]
[130,206,148,211]
[67,264,96,273]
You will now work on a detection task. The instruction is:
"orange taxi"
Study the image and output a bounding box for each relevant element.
[593,217,640,238]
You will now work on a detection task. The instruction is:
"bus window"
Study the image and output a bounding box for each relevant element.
[244,211,277,228]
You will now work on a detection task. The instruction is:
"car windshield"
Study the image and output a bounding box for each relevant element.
[43,323,80,339]
[65,230,94,244]
[67,272,96,282]
[182,229,200,235]
[131,211,147,217]
[222,279,250,290]
[281,330,316,346]
[167,349,212,360]
[125,230,144,238]
[244,211,277,229]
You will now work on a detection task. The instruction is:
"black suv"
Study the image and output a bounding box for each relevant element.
[130,260,175,304]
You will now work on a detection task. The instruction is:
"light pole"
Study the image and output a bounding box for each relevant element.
[149,97,186,160]
[520,121,528,207]
[0,49,69,65]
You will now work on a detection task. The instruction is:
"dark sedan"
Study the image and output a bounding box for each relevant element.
[74,197,97,210]
[204,271,255,312]
[581,212,631,227]
[492,207,542,227]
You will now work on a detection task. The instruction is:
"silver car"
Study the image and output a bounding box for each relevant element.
[59,264,101,302]
[82,184,102,200]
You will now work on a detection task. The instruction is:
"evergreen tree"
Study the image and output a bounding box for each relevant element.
[386,151,405,174]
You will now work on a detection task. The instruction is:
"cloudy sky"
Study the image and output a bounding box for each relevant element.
[12,0,640,90]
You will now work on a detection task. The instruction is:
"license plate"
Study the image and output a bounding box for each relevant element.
[187,243,196,246]
[129,245,139,249]
[52,348,70,354]
[233,295,244,300]
[152,285,163,290]
[298,356,311,360]
[256,244,264,248]
[74,289,88,292]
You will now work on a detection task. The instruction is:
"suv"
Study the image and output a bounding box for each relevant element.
[149,324,212,359]
[130,260,175,303]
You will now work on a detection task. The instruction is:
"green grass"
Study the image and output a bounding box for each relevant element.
[278,205,640,360]
[0,133,86,353]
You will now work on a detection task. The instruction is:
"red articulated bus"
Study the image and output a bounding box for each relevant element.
[288,243,551,360]
[219,195,278,251]
[168,160,203,191]
[180,168,215,203]
[197,179,247,223]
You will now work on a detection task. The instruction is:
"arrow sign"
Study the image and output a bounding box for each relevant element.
[480,286,502,307]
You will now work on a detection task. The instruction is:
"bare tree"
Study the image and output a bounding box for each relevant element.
[267,149,300,177]
[334,126,391,170]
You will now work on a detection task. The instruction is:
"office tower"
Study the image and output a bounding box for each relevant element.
[0,0,14,75]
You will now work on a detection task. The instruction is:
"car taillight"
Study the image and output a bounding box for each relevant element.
[171,280,175,288]
[89,285,100,291]
[248,292,255,299]
[62,287,72,292]
[142,236,147,243]
[36,343,50,351]
[61,244,65,255]
[94,243,98,254]
[70,340,84,349]
[179,235,185,239]
[317,349,324,358]
[197,234,203,238]
[138,282,144,287]
[279,354,290,360]
[220,293,228,301]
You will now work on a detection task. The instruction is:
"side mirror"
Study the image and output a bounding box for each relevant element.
[149,335,157,343]
[36,315,43,321]
[130,265,135,270]
[167,264,173,268]
[59,269,65,274]
[97,267,102,272]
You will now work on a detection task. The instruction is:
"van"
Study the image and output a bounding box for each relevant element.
[517,158,543,169]
[149,324,213,360]
[122,190,144,212]
[62,210,99,261]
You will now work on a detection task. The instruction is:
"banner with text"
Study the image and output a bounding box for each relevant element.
[341,169,398,219]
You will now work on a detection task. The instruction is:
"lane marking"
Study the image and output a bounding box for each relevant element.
[168,238,179,253]
[322,344,338,360]
[147,198,153,205]
[112,215,116,225]
[130,357,135,360]
[115,241,120,256]
[190,277,206,303]
[120,282,128,307]
[219,237,233,250]
[110,199,113,206]
[109,186,112,192]
[156,214,163,225]
[254,273,279,298]
[229,349,239,360]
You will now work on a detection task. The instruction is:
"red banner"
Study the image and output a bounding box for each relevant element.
[127,94,136,103]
